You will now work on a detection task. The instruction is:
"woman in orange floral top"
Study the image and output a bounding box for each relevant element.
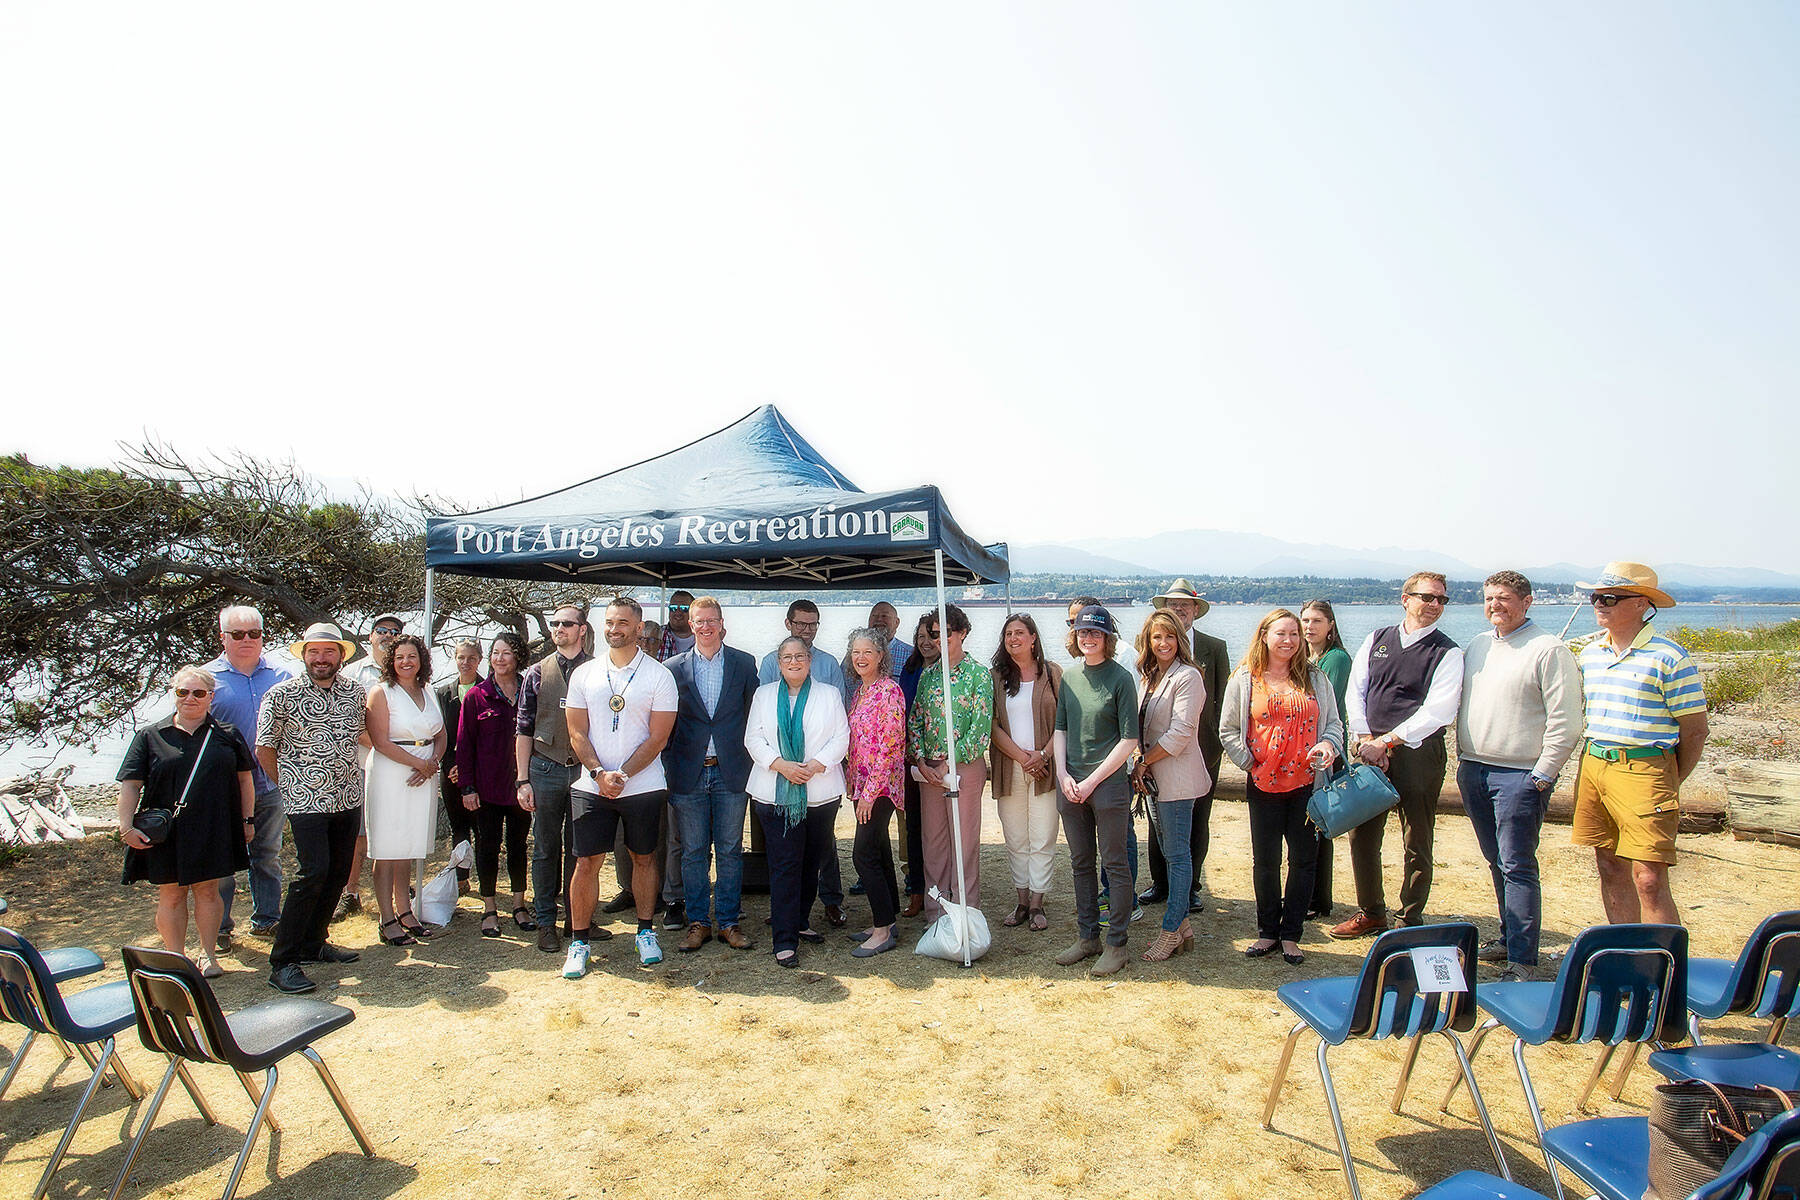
[845,628,907,956]
[1220,609,1344,965]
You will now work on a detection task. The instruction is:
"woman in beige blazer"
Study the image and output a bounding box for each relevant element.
[1131,609,1211,960]
[989,613,1063,932]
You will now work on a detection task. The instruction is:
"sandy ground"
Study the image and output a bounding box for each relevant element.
[2,782,1797,1200]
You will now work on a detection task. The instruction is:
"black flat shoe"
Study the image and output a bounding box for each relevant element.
[512,906,538,932]
[480,913,501,938]
[1245,940,1279,958]
[775,950,798,969]
[797,929,824,944]
[1283,950,1305,965]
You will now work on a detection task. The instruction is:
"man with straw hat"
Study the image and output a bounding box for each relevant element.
[1145,579,1228,912]
[1571,561,1707,925]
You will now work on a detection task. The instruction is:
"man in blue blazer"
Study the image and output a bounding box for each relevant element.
[663,596,761,952]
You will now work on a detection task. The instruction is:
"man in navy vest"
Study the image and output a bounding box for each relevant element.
[1331,571,1465,938]
[663,596,760,952]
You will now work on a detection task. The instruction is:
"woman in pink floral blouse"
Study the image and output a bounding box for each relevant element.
[845,627,907,957]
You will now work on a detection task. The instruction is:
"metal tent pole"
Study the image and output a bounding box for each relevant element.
[417,567,437,907]
[936,549,971,967]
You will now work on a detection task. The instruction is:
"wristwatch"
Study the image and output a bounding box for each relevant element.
[515,779,531,789]
[243,817,256,826]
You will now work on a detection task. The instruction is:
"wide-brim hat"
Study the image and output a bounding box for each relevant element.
[290,622,358,660]
[1071,605,1117,635]
[1150,578,1210,618]
[1575,561,1675,609]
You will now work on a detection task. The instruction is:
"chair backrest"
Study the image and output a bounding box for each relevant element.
[1726,911,1800,1022]
[119,945,241,1067]
[1346,922,1481,1039]
[0,927,71,1035]
[1550,923,1688,1046]
[1692,1107,1800,1200]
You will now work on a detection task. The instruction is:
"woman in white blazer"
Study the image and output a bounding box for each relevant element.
[746,637,851,968]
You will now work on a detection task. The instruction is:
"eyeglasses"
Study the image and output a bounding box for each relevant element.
[173,687,212,698]
[788,621,820,633]
[1591,592,1638,608]
[778,654,810,664]
[691,619,722,630]
[1405,593,1449,605]
[548,620,583,629]
[373,626,402,637]
[225,629,263,641]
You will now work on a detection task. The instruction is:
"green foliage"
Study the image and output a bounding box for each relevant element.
[1669,619,1800,654]
[1702,652,1796,711]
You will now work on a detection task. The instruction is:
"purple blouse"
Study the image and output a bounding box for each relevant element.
[456,675,521,807]
[846,677,907,809]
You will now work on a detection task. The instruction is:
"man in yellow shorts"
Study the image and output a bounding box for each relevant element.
[1572,562,1708,925]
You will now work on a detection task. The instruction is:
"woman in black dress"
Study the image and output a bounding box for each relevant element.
[117,665,255,979]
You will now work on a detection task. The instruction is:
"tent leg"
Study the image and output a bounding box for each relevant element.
[417,567,436,896]
[934,549,970,968]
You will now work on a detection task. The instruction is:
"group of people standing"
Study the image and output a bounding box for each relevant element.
[115,558,1708,992]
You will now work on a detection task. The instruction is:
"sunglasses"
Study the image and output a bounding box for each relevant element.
[173,687,212,699]
[373,626,402,637]
[225,629,263,641]
[668,604,690,613]
[1590,592,1639,608]
[1406,593,1449,605]
[548,619,583,629]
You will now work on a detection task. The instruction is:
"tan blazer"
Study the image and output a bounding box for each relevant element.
[1138,661,1212,801]
[989,660,1063,797]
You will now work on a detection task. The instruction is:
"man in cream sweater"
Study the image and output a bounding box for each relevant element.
[1456,571,1583,982]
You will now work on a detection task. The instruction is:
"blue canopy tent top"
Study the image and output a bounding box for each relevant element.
[423,406,1008,590]
[421,405,1007,965]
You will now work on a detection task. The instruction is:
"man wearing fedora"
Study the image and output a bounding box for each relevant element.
[1143,579,1228,912]
[255,622,368,994]
[1572,561,1707,925]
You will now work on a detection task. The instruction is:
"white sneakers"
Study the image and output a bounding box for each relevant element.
[636,929,663,966]
[563,930,663,977]
[562,940,590,980]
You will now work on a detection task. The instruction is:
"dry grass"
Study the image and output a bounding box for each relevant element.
[2,779,1796,1200]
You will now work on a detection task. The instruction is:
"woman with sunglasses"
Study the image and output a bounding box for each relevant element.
[1221,609,1344,965]
[118,666,256,978]
[365,633,447,945]
[1300,599,1352,919]
[895,614,940,918]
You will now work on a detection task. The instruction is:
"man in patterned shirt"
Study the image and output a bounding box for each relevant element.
[256,622,368,994]
[1572,562,1708,925]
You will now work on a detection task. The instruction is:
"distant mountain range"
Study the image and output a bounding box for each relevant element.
[1010,530,1800,592]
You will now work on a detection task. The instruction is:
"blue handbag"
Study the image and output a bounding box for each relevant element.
[1306,759,1401,839]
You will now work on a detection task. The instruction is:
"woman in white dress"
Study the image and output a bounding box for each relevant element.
[365,633,446,946]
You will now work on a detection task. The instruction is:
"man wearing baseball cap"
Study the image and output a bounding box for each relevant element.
[1572,561,1707,925]
[335,611,407,922]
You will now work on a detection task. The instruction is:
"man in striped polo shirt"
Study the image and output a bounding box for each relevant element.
[1572,561,1708,925]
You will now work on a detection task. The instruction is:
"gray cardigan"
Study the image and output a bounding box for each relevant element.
[1218,665,1345,775]
[1138,662,1213,801]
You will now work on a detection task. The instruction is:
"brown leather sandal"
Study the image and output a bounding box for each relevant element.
[1002,904,1029,927]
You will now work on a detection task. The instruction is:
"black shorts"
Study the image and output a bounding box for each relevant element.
[570,788,665,858]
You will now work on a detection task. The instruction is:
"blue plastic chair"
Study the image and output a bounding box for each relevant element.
[1439,923,1689,1200]
[1689,910,1800,1047]
[1646,1041,1800,1093]
[1263,922,1509,1200]
[0,927,151,1199]
[1415,1106,1800,1200]
[0,938,108,1100]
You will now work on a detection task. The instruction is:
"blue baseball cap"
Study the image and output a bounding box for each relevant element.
[1070,605,1116,634]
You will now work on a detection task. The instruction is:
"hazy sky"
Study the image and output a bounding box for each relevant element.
[3,4,1794,571]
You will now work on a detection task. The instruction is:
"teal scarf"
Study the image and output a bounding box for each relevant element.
[776,679,811,830]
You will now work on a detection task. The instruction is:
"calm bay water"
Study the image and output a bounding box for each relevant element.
[13,601,1793,786]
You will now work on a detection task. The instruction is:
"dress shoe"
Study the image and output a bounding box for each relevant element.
[824,904,847,928]
[311,943,360,964]
[1188,893,1205,915]
[1328,910,1389,940]
[1136,887,1167,905]
[679,923,712,953]
[537,925,562,954]
[848,880,867,896]
[851,932,899,958]
[717,925,753,950]
[601,891,636,914]
[268,964,316,994]
[797,929,825,944]
[900,894,925,918]
[330,893,361,923]
[214,930,234,953]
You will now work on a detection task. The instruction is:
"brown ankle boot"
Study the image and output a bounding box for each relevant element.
[1054,937,1101,966]
[1091,943,1131,976]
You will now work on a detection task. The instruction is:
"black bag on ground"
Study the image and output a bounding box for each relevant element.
[1647,1077,1798,1200]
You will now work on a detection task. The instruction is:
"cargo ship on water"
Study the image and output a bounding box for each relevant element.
[955,587,1135,608]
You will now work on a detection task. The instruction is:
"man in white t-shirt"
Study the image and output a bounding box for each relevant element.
[562,596,680,976]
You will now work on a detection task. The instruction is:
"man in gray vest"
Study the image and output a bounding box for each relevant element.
[1142,580,1228,913]
[1332,571,1465,938]
[515,603,603,954]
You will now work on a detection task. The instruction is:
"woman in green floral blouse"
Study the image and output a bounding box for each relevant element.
[905,604,993,921]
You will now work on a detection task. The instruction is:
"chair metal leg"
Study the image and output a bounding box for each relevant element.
[300,1046,374,1156]
[220,1066,278,1200]
[1391,1031,1425,1114]
[1769,1016,1788,1044]
[1440,1030,1511,1181]
[1688,1013,1703,1046]
[1512,1037,1566,1200]
[1606,1041,1642,1101]
[35,1037,121,1200]
[72,1038,115,1088]
[50,1032,74,1060]
[106,1057,179,1200]
[237,1068,283,1133]
[1440,1018,1499,1112]
[0,1029,36,1100]
[174,1060,220,1125]
[106,1047,144,1101]
[1575,1042,1618,1112]
[1316,1040,1363,1200]
[1262,1021,1308,1128]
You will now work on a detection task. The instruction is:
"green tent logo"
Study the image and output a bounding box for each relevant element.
[890,511,929,542]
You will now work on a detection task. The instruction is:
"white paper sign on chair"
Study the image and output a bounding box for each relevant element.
[1409,946,1467,992]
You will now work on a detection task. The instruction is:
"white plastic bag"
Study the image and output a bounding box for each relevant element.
[913,886,991,963]
[416,839,472,927]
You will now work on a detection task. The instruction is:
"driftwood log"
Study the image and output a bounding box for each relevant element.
[0,767,90,845]
[1726,762,1800,848]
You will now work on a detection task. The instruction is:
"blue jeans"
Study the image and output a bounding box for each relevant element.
[1457,760,1545,966]
[1150,798,1194,933]
[671,765,749,928]
[219,786,285,932]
